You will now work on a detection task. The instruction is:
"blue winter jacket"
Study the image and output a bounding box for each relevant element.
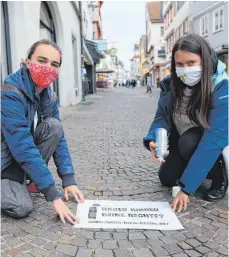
[143,61,228,195]
[1,67,76,201]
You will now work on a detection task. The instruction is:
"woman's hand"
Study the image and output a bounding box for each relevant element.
[64,185,85,203]
[171,190,190,212]
[149,141,165,163]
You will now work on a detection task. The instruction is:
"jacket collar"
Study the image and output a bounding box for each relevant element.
[211,60,228,92]
[4,67,50,102]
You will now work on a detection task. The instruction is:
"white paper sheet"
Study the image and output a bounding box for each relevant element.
[74,200,184,230]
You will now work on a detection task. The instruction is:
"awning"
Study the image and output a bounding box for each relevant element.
[96,68,115,74]
[85,39,104,64]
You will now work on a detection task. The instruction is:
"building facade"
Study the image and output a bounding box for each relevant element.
[130,43,141,79]
[190,1,228,73]
[1,1,104,106]
[162,1,191,76]
[146,2,166,86]
[1,1,84,106]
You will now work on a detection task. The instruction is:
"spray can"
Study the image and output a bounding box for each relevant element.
[155,128,168,162]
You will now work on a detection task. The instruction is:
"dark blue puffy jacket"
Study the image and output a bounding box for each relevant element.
[1,67,76,201]
[144,61,228,195]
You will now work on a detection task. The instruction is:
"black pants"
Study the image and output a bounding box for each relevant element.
[158,127,223,188]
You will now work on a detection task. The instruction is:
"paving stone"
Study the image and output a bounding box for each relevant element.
[87,239,102,249]
[184,250,202,257]
[95,232,112,239]
[186,239,202,248]
[195,235,209,243]
[131,239,148,248]
[55,244,78,256]
[177,241,193,250]
[31,237,47,246]
[196,246,211,254]
[143,231,163,238]
[147,238,163,247]
[216,245,228,255]
[132,248,153,257]
[205,253,219,257]
[205,241,219,250]
[113,232,128,240]
[163,244,183,255]
[75,249,93,257]
[118,240,134,249]
[43,242,58,250]
[76,231,94,239]
[173,253,189,257]
[129,232,146,240]
[103,240,118,249]
[159,236,178,244]
[151,247,170,256]
[71,238,87,247]
[94,249,114,257]
[28,246,48,257]
[113,249,134,257]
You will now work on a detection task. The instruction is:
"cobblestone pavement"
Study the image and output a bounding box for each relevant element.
[1,87,228,257]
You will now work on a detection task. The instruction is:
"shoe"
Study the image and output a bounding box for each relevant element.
[205,159,228,202]
[26,181,39,193]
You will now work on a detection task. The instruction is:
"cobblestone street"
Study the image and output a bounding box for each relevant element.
[1,87,228,257]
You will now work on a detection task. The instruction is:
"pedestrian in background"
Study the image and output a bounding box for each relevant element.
[143,34,228,212]
[1,40,84,224]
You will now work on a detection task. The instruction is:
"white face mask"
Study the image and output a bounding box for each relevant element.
[176,66,202,86]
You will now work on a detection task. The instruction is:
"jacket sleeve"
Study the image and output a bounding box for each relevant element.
[51,101,77,188]
[143,95,172,151]
[177,80,228,194]
[1,92,61,201]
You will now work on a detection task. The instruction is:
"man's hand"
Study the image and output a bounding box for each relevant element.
[52,197,79,224]
[149,141,165,163]
[64,185,85,203]
[171,190,190,213]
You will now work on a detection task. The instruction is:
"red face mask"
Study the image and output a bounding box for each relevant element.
[28,62,58,88]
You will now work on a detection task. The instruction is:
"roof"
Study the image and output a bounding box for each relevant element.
[147,2,163,22]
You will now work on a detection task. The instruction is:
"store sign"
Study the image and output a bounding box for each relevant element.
[109,48,117,56]
[74,200,184,230]
[94,40,108,51]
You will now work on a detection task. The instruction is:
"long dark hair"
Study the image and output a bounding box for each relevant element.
[171,34,218,129]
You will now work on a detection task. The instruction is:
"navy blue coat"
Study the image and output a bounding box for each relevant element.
[1,67,76,201]
[144,61,228,195]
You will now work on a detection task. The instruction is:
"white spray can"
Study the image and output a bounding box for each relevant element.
[155,128,168,163]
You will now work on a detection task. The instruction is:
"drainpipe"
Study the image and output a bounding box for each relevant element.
[79,2,86,101]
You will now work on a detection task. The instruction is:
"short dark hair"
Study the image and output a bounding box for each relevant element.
[171,34,218,129]
[27,39,62,66]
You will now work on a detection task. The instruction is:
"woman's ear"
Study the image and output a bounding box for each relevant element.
[25,59,31,69]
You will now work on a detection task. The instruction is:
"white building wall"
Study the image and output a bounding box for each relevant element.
[4,1,82,107]
[81,1,93,40]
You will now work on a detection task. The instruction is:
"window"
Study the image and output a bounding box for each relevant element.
[213,7,224,33]
[40,2,59,98]
[183,18,188,35]
[200,14,208,36]
[160,26,164,36]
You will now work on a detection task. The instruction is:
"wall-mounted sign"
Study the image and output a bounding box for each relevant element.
[74,200,184,230]
[109,48,118,56]
[94,40,108,51]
